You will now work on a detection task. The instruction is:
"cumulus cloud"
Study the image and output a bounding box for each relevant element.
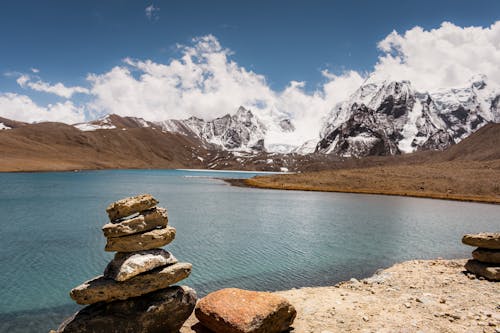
[16,74,89,98]
[371,21,500,91]
[145,4,159,21]
[85,35,363,145]
[0,93,85,124]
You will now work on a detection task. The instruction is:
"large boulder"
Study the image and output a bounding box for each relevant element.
[57,286,196,333]
[472,248,500,264]
[104,249,177,281]
[462,233,500,249]
[102,207,168,238]
[195,288,296,333]
[105,226,176,252]
[465,259,500,281]
[106,194,158,221]
[70,262,192,304]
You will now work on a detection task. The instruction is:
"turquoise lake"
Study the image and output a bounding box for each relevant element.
[0,169,499,332]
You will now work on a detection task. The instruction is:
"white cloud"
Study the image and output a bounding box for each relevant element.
[0,93,85,124]
[30,68,39,73]
[86,35,364,145]
[145,4,159,21]
[16,74,89,98]
[371,21,500,91]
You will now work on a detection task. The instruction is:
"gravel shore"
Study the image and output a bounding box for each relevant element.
[182,259,499,333]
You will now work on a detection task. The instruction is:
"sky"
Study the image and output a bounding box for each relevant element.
[1,0,500,136]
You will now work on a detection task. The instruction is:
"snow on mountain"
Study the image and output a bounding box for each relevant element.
[74,114,155,131]
[0,123,11,130]
[316,76,500,157]
[157,106,272,152]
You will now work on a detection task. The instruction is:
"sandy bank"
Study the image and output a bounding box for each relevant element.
[225,160,500,204]
[181,259,499,333]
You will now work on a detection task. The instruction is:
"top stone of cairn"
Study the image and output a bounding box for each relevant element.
[106,194,159,221]
[462,233,500,250]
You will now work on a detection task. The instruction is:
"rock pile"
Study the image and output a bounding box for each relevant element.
[462,232,500,281]
[54,194,196,333]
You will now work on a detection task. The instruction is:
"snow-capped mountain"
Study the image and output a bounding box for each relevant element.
[316,76,500,157]
[72,75,500,158]
[158,106,269,152]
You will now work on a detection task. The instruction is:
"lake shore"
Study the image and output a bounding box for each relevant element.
[181,259,499,333]
[224,160,500,204]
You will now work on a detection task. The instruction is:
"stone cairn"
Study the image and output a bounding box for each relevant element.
[462,232,500,281]
[53,194,196,333]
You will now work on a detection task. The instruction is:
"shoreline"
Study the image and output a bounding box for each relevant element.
[224,178,500,205]
[182,258,499,333]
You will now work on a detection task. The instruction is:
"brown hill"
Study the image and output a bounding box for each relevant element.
[0,121,210,172]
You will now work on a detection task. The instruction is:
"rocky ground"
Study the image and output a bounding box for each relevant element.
[181,259,499,333]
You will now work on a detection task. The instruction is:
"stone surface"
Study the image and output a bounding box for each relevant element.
[195,288,296,333]
[462,233,500,250]
[102,207,168,238]
[472,247,500,264]
[70,262,192,304]
[105,226,175,252]
[464,259,500,281]
[58,286,196,333]
[104,249,177,282]
[106,194,158,221]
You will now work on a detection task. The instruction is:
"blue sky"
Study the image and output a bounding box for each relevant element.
[0,0,499,125]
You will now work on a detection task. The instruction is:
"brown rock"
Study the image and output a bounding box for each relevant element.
[58,286,196,333]
[464,259,500,281]
[102,207,168,238]
[462,233,500,249]
[106,194,159,221]
[70,262,192,304]
[195,288,296,333]
[472,248,500,264]
[104,249,177,281]
[105,226,175,252]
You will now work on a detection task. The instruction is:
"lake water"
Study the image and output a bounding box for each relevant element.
[0,169,498,332]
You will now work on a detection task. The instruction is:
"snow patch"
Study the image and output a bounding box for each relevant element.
[0,122,11,130]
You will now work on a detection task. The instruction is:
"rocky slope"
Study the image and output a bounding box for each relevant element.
[316,77,500,157]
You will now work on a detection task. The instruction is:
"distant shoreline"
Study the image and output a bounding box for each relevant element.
[224,164,500,205]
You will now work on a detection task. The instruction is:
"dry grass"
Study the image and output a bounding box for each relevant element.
[241,160,500,204]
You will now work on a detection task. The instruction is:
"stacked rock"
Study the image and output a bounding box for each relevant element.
[55,194,196,333]
[462,232,500,281]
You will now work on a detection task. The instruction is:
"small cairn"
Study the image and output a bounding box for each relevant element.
[54,194,196,333]
[462,232,500,281]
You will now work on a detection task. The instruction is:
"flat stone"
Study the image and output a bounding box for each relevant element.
[472,248,500,264]
[464,259,500,281]
[462,233,500,250]
[105,226,175,252]
[57,286,196,333]
[102,207,168,238]
[106,194,159,221]
[70,262,192,305]
[195,288,296,333]
[104,249,177,281]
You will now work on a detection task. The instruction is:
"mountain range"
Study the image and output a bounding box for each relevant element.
[72,75,500,157]
[1,76,499,171]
